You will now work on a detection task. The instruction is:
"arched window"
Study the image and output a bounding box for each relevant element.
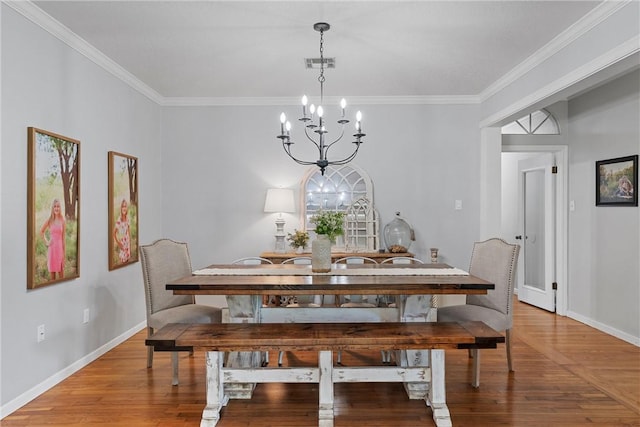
[501,109,560,135]
[300,164,379,251]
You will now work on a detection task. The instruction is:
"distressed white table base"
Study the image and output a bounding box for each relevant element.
[225,294,439,400]
[201,349,452,427]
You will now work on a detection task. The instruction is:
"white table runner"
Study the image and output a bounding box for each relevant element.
[193,266,469,276]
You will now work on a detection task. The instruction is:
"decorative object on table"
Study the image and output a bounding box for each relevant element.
[287,229,310,253]
[595,155,637,206]
[108,151,139,271]
[264,188,295,253]
[383,212,415,253]
[430,248,439,263]
[276,22,365,176]
[310,210,345,272]
[344,197,380,253]
[27,127,81,290]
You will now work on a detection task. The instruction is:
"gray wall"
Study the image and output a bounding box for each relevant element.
[1,6,163,408]
[160,103,483,272]
[567,70,640,339]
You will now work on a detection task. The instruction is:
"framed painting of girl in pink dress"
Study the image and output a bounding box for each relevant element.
[27,127,81,289]
[108,151,139,270]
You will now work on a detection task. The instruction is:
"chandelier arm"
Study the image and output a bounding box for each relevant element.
[324,146,361,166]
[323,128,346,152]
[303,126,323,152]
[282,143,318,166]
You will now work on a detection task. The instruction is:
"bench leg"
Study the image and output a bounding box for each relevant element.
[426,349,452,427]
[201,351,229,427]
[318,350,334,427]
[171,352,179,386]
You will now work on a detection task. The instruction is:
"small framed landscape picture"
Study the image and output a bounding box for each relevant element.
[108,151,139,270]
[27,127,81,289]
[596,155,638,206]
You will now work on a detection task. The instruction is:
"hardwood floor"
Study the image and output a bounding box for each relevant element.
[3,301,639,426]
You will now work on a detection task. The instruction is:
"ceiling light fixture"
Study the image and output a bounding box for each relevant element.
[277,22,365,176]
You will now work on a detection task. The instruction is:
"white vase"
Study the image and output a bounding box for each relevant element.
[312,235,332,273]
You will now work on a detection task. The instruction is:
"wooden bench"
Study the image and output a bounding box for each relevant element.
[146,321,505,427]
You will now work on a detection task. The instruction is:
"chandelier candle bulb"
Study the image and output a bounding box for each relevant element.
[340,98,346,117]
[280,112,286,134]
[302,95,308,117]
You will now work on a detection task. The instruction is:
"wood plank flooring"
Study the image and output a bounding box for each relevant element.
[2,301,639,426]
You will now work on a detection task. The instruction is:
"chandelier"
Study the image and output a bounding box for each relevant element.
[277,22,365,175]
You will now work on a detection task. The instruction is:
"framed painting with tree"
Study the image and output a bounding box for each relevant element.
[108,151,139,270]
[27,127,80,289]
[596,155,637,206]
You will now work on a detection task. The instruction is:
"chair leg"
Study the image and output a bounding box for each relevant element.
[506,329,514,372]
[146,327,154,368]
[171,351,179,386]
[278,351,284,366]
[337,351,342,365]
[471,348,480,388]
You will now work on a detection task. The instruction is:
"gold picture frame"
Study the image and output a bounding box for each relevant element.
[27,127,81,289]
[108,151,139,270]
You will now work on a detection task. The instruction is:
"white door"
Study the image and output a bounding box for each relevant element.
[516,154,556,312]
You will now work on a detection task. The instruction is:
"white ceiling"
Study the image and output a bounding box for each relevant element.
[32,1,603,101]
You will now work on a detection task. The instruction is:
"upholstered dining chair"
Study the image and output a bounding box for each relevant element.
[334,256,379,365]
[231,257,274,305]
[231,256,273,365]
[379,256,429,364]
[140,238,222,386]
[437,238,520,387]
[334,256,379,307]
[277,256,319,366]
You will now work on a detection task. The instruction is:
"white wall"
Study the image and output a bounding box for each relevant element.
[1,5,163,409]
[567,69,640,341]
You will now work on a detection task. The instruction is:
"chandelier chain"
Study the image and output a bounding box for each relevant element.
[318,28,325,101]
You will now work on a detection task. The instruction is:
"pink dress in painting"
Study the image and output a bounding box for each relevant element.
[115,218,131,263]
[47,220,64,273]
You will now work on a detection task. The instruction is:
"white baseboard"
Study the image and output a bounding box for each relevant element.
[0,321,146,419]
[566,311,639,347]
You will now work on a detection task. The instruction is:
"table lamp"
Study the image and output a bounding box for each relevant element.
[264,188,295,253]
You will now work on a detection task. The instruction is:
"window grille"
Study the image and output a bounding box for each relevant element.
[501,109,560,135]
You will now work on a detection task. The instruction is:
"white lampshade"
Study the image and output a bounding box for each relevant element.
[264,188,295,213]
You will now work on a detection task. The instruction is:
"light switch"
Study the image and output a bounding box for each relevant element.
[455,200,462,210]
[570,200,575,211]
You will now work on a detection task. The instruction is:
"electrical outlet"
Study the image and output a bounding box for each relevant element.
[37,324,45,342]
[83,308,90,324]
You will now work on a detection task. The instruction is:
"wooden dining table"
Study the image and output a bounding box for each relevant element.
[166,262,494,426]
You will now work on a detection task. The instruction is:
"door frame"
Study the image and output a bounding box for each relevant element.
[502,145,568,315]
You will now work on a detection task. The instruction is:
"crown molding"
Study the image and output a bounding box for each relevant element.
[5,1,164,105]
[479,0,631,103]
[479,35,640,128]
[160,95,480,107]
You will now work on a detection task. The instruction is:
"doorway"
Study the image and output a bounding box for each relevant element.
[501,145,568,315]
